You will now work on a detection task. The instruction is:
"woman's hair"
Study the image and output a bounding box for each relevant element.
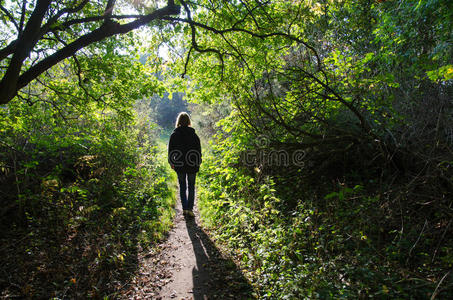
[175,112,191,128]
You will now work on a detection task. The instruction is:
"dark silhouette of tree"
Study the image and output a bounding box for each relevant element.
[0,0,180,104]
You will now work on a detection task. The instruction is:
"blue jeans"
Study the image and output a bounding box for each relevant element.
[177,172,196,210]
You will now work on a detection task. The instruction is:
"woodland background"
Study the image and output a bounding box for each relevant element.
[0,0,452,298]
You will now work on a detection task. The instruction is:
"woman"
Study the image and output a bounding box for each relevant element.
[168,112,202,217]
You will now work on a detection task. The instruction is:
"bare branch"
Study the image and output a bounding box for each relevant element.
[40,0,90,35]
[104,0,116,17]
[0,0,51,103]
[0,3,19,32]
[0,40,18,61]
[18,0,26,34]
[182,46,193,78]
[54,14,143,30]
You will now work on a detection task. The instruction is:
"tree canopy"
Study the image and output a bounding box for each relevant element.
[0,0,182,104]
[0,0,341,106]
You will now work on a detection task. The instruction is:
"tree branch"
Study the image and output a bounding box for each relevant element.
[18,0,26,35]
[0,40,18,62]
[13,5,180,100]
[182,46,193,78]
[0,3,19,32]
[0,1,180,104]
[179,0,225,78]
[0,0,51,104]
[39,0,90,38]
[54,14,143,30]
[104,0,116,18]
[163,15,323,68]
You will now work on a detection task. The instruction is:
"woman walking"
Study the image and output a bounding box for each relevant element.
[168,112,202,217]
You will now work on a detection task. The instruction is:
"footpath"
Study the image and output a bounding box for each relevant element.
[124,206,253,299]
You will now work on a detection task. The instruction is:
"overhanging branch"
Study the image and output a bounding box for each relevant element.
[0,2,180,105]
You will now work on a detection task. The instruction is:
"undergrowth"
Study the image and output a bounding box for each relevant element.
[198,134,453,299]
[0,98,176,298]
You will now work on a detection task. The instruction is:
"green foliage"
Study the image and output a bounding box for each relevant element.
[1,0,452,298]
[198,127,453,297]
[0,54,175,298]
[181,6,453,297]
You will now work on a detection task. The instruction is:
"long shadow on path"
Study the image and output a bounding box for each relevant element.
[185,216,254,299]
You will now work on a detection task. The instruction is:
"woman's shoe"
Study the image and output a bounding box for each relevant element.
[187,210,195,217]
[183,210,188,215]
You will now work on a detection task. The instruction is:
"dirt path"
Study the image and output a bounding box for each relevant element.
[124,206,254,299]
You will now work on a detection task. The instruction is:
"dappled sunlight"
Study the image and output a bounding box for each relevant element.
[1,0,452,298]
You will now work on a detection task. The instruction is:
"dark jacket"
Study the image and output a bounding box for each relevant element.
[168,126,202,173]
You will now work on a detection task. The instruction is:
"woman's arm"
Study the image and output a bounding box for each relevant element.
[168,134,175,168]
[196,134,202,165]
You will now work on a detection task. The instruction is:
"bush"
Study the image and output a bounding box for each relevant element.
[198,126,453,298]
[0,96,176,298]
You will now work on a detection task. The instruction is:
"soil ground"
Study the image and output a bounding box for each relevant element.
[124,206,254,299]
